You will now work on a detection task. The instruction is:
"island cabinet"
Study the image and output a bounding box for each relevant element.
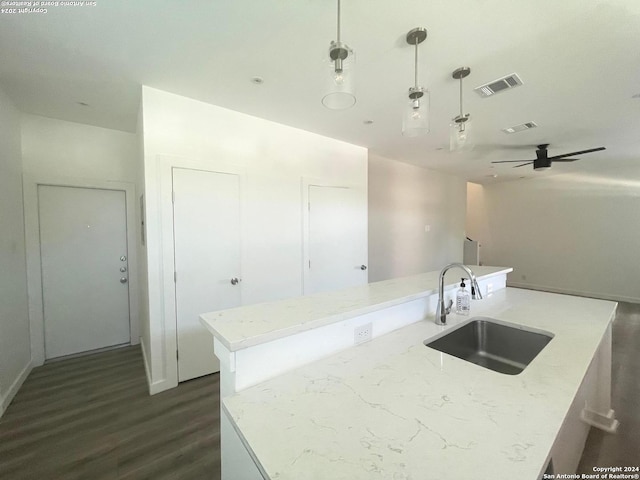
[200,266,617,480]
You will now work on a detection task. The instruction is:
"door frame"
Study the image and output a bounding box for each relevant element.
[23,175,139,366]
[301,177,366,295]
[156,155,246,387]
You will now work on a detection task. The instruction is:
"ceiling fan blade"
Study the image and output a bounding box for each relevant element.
[513,162,533,168]
[552,158,580,162]
[491,160,534,164]
[549,147,605,160]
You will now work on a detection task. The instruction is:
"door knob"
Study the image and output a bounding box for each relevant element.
[360,265,367,271]
[120,277,128,284]
[230,277,239,285]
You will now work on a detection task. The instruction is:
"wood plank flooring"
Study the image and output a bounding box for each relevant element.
[0,346,220,480]
[1,302,638,479]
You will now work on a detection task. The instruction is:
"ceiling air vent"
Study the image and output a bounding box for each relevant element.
[475,73,523,98]
[502,121,538,134]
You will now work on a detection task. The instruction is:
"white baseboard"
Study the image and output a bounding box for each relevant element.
[507,282,640,304]
[140,337,176,396]
[0,360,33,418]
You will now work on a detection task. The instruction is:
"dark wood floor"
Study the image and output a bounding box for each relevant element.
[0,346,221,480]
[1,302,638,479]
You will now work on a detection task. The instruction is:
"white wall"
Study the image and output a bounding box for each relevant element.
[0,87,31,416]
[466,175,640,303]
[141,86,368,394]
[135,103,151,381]
[368,154,466,282]
[21,114,138,181]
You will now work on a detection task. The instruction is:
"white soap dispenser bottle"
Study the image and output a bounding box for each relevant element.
[456,278,470,315]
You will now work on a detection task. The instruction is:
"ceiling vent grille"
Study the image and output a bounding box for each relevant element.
[474,73,523,98]
[502,121,538,134]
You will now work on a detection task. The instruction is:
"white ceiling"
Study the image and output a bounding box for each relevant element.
[1,0,639,184]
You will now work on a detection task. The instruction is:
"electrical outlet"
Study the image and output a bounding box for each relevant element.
[354,323,372,345]
[486,283,493,297]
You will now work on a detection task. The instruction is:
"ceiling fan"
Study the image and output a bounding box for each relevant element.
[491,144,606,170]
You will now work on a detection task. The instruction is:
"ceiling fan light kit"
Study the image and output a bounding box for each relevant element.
[322,0,356,110]
[450,66,473,152]
[402,27,430,137]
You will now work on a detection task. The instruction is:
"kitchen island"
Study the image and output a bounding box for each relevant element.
[201,267,617,479]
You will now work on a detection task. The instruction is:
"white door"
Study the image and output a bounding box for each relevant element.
[38,185,130,359]
[173,168,242,382]
[306,185,368,295]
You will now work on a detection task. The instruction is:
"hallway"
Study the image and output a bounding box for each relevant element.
[0,346,220,479]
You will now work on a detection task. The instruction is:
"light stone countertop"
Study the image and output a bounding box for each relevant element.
[222,287,617,480]
[200,266,512,351]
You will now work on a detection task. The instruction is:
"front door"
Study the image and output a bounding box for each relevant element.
[38,185,131,359]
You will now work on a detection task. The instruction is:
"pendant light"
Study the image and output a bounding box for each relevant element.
[402,27,429,137]
[322,0,356,109]
[450,67,473,151]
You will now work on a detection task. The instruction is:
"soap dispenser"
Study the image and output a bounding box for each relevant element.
[456,278,470,315]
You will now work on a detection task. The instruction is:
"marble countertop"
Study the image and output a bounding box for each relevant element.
[200,266,512,351]
[222,287,616,480]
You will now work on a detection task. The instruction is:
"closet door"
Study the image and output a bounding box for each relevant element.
[306,185,368,295]
[173,168,241,381]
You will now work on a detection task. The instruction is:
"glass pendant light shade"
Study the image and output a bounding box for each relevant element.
[402,27,429,137]
[322,41,356,110]
[449,67,473,151]
[402,91,430,137]
[449,116,473,151]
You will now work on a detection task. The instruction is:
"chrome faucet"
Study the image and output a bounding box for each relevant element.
[435,263,483,325]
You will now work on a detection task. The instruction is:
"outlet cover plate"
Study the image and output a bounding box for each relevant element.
[354,323,372,345]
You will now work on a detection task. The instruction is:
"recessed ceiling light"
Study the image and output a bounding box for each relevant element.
[363,120,374,125]
[250,76,264,85]
[77,101,89,107]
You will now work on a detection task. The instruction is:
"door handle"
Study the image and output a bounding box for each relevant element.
[120,277,128,284]
[360,265,367,271]
[230,277,240,285]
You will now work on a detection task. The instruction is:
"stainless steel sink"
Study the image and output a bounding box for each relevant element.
[424,317,554,375]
